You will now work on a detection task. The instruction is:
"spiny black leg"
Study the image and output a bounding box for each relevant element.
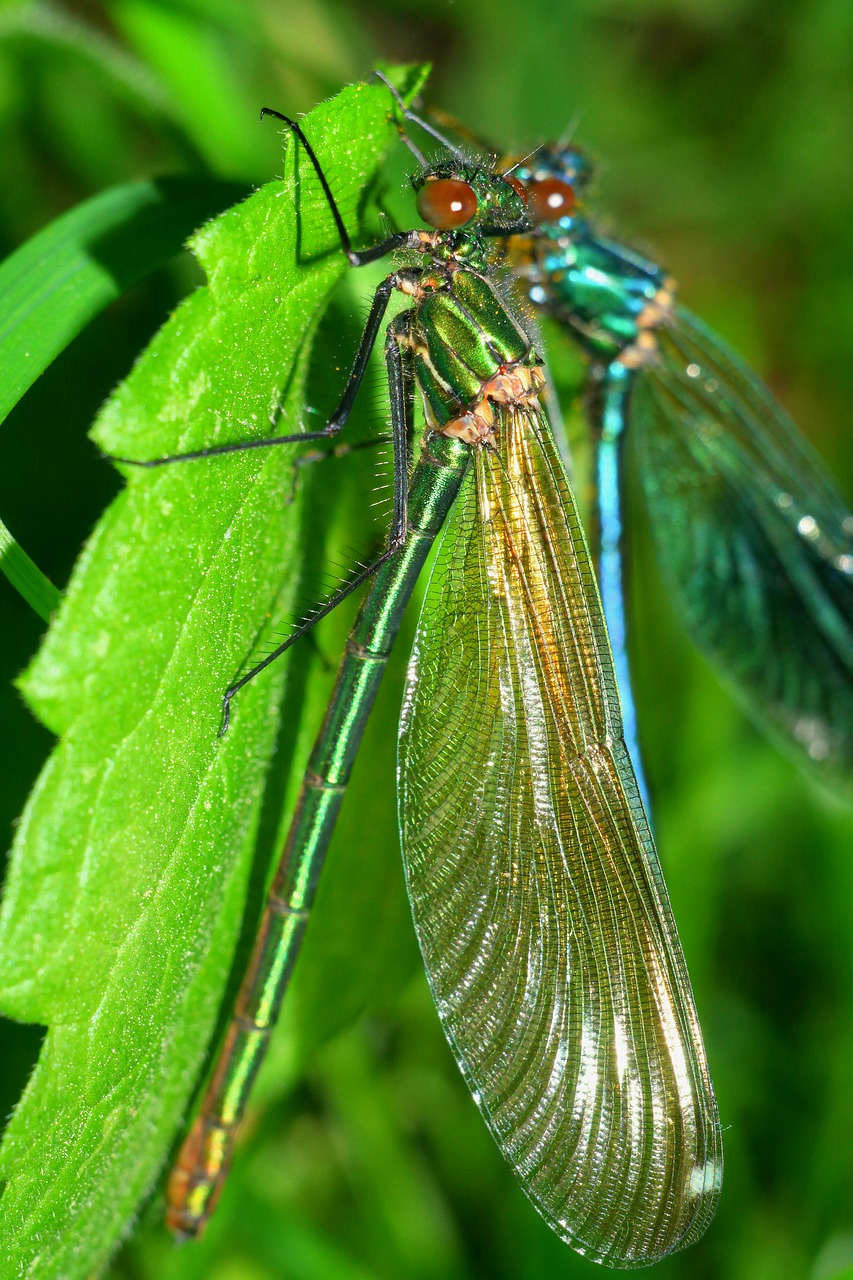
[260,106,355,259]
[384,313,416,546]
[320,271,398,434]
[107,271,415,469]
[260,106,422,268]
[105,430,345,470]
[392,309,417,470]
[219,542,400,735]
[293,434,391,470]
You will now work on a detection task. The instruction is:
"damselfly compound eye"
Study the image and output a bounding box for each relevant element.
[503,175,528,204]
[528,177,575,221]
[416,178,477,229]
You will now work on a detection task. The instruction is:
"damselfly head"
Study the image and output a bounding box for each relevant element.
[511,143,594,223]
[413,161,529,234]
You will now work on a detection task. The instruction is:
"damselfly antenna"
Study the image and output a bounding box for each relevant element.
[500,144,547,178]
[388,115,428,168]
[374,69,468,164]
[557,107,586,150]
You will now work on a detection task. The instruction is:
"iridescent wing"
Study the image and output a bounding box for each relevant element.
[632,308,853,785]
[398,406,722,1267]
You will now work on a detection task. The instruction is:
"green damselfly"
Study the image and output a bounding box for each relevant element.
[128,82,722,1267]
[504,143,853,802]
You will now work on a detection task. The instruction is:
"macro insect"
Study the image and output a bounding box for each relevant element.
[118,80,724,1267]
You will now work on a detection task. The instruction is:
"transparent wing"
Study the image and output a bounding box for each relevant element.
[633,307,853,784]
[398,406,721,1268]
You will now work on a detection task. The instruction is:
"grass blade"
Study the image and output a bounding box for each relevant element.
[0,518,59,622]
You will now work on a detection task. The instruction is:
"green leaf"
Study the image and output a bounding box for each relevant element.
[0,174,249,613]
[0,68,425,1279]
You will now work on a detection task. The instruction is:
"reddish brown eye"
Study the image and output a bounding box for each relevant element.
[416,178,477,230]
[528,177,575,222]
[503,175,528,204]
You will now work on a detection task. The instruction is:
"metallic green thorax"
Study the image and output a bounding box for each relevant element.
[512,150,671,362]
[412,269,540,429]
[533,224,667,359]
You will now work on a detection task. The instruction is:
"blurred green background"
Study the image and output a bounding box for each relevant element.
[2,1,853,1277]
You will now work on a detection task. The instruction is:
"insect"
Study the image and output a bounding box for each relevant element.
[504,142,853,799]
[142,82,722,1267]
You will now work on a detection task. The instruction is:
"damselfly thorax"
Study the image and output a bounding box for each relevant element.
[400,266,547,443]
